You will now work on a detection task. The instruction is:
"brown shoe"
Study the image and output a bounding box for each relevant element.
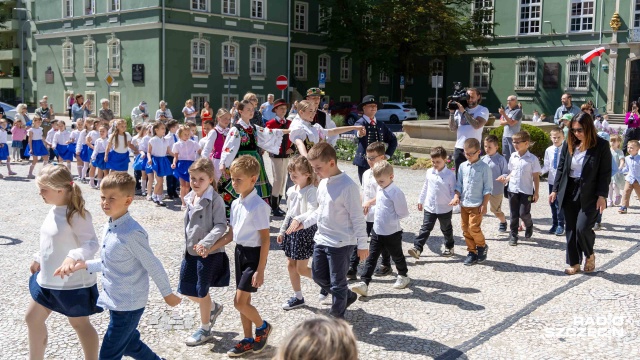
[564,264,581,275]
[584,254,595,273]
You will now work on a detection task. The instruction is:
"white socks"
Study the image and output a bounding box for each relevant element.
[294,291,303,300]
[201,323,211,331]
[82,163,89,179]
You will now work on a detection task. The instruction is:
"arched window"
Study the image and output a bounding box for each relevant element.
[515,57,537,90]
[191,38,210,74]
[62,38,74,76]
[107,36,121,74]
[340,56,351,82]
[318,54,330,81]
[470,57,490,90]
[566,55,589,91]
[83,36,95,76]
[222,42,239,75]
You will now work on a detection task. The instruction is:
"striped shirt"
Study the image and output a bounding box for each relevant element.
[86,212,173,311]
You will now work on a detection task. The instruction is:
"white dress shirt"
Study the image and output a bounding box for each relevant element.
[361,169,378,222]
[230,189,271,247]
[53,130,71,148]
[418,167,456,214]
[110,132,132,153]
[622,154,640,184]
[148,136,169,157]
[541,145,562,186]
[91,138,108,160]
[86,130,99,145]
[172,139,200,161]
[288,115,329,144]
[570,148,587,178]
[508,151,542,195]
[45,129,55,145]
[75,129,87,153]
[373,182,410,235]
[302,172,368,249]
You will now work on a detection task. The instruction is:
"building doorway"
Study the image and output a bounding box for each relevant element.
[629,59,640,111]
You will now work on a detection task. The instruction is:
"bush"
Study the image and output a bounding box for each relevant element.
[488,123,550,164]
[332,114,345,127]
[124,116,133,134]
[334,138,417,167]
[418,113,430,120]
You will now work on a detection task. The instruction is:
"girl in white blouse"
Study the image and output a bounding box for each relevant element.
[28,165,101,360]
[171,125,200,210]
[89,124,110,188]
[52,120,73,169]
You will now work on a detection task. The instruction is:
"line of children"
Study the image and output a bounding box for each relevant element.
[541,128,566,236]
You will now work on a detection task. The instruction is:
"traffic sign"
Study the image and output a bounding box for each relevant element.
[400,75,405,90]
[276,75,288,90]
[431,75,443,89]
[319,72,326,89]
[104,73,114,86]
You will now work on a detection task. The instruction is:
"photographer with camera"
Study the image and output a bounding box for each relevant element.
[448,87,489,177]
[498,95,523,161]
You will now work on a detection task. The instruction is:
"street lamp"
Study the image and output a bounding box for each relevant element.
[14,8,32,103]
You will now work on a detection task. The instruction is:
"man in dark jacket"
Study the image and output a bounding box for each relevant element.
[353,95,398,182]
[305,87,327,128]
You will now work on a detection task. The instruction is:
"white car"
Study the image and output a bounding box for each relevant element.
[376,103,418,123]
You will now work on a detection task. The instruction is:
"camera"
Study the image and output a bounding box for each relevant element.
[448,82,469,111]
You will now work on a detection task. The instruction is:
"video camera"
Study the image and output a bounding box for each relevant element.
[448,82,469,111]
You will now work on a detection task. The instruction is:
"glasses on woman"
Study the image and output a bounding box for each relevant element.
[571,128,584,134]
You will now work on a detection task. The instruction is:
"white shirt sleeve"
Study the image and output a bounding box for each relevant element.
[418,170,429,205]
[540,148,551,175]
[220,127,241,168]
[66,212,100,261]
[202,130,217,159]
[255,126,285,154]
[393,188,410,220]
[294,187,319,223]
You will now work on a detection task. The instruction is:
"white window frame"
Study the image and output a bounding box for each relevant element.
[250,44,266,77]
[379,71,390,84]
[404,97,413,106]
[340,56,352,83]
[339,96,351,102]
[191,38,210,74]
[85,91,97,110]
[518,0,542,35]
[634,0,640,28]
[294,2,308,31]
[107,36,121,75]
[222,0,238,16]
[63,0,73,18]
[222,94,239,110]
[83,37,96,77]
[318,54,330,81]
[109,0,120,12]
[566,55,590,92]
[294,51,307,80]
[251,0,266,20]
[222,41,239,75]
[191,0,209,12]
[472,0,494,36]
[569,0,595,33]
[379,96,389,103]
[514,56,537,91]
[192,94,209,113]
[84,0,95,15]
[62,39,74,77]
[470,57,490,91]
[109,91,121,116]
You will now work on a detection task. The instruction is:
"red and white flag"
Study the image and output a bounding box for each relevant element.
[581,47,606,64]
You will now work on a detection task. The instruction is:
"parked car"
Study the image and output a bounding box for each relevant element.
[329,102,360,125]
[0,101,16,133]
[376,103,418,123]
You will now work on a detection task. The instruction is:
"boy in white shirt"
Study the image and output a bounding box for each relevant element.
[408,146,456,259]
[351,161,410,296]
[289,142,369,319]
[540,128,565,235]
[498,131,541,246]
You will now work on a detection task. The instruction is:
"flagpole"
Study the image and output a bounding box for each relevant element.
[596,56,601,111]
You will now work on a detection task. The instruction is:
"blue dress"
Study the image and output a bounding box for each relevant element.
[80,144,93,162]
[24,140,48,157]
[173,160,194,182]
[107,151,130,171]
[91,152,108,170]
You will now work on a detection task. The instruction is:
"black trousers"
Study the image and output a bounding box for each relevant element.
[563,179,597,266]
[134,170,142,191]
[509,192,533,237]
[361,230,408,285]
[165,155,179,196]
[453,148,466,178]
[413,210,454,252]
[350,222,390,271]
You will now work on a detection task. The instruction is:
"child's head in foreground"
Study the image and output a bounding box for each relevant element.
[99,172,136,218]
[274,316,358,360]
[372,161,394,189]
[230,155,260,196]
[430,146,448,171]
[307,142,338,179]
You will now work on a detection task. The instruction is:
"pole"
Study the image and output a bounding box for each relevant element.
[286,0,291,103]
[227,77,231,108]
[435,80,438,121]
[20,24,24,103]
[281,89,284,100]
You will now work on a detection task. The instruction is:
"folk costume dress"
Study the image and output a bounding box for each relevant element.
[219,119,284,217]
[288,115,329,154]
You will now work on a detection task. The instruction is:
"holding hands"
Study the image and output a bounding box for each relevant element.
[448,194,460,207]
[193,244,210,258]
[53,258,86,279]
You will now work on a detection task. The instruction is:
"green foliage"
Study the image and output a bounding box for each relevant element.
[488,124,551,164]
[335,138,417,167]
[417,113,430,120]
[124,116,133,134]
[332,114,345,127]
[0,1,17,29]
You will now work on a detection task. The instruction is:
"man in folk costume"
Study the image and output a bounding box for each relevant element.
[305,87,327,128]
[264,99,293,216]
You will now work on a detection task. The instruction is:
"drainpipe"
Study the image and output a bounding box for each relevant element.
[162,0,166,100]
[596,0,604,110]
[286,0,291,103]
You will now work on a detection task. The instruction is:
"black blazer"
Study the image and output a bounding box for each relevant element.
[552,137,612,211]
[313,110,327,128]
[352,117,398,168]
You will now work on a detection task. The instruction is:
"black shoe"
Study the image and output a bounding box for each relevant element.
[373,265,392,277]
[525,226,533,239]
[346,291,358,309]
[463,252,478,266]
[548,225,557,234]
[157,200,166,207]
[477,244,488,263]
[346,269,357,280]
[253,322,273,354]
[498,222,507,233]
[509,235,518,246]
[270,196,286,217]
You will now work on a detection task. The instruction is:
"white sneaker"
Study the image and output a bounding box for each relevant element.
[392,275,411,289]
[350,282,369,297]
[453,205,461,214]
[321,295,333,305]
[318,292,328,302]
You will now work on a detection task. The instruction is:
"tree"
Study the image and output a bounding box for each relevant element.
[0,1,17,30]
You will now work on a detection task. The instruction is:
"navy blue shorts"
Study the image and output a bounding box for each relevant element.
[29,273,103,317]
[235,245,261,293]
[178,251,230,298]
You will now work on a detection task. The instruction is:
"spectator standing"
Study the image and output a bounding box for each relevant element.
[71,94,91,123]
[498,95,523,161]
[448,88,489,177]
[131,101,149,125]
[98,99,114,122]
[66,93,74,118]
[624,102,640,155]
[155,100,173,121]
[553,93,581,125]
[260,94,275,125]
[182,99,197,122]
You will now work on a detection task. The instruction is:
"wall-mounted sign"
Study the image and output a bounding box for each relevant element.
[132,64,144,83]
[45,67,54,84]
[543,63,559,89]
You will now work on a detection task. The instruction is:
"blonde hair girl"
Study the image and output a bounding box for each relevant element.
[27,164,101,360]
[25,115,49,179]
[10,117,27,162]
[105,119,134,172]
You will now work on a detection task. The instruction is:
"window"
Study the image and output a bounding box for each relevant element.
[473,0,494,36]
[109,92,121,116]
[404,98,413,106]
[566,56,589,91]
[85,0,95,15]
[192,0,208,11]
[251,0,265,19]
[570,0,594,32]
[634,0,640,28]
[83,37,96,76]
[515,57,537,90]
[222,42,238,75]
[63,0,73,18]
[255,94,265,105]
[379,72,390,84]
[340,56,351,82]
[107,37,121,74]
[191,39,210,74]
[85,91,96,109]
[222,94,238,109]
[294,52,307,80]
[192,94,209,112]
[379,96,389,103]
[519,0,541,34]
[250,45,266,77]
[110,0,120,12]
[318,54,330,81]
[339,96,351,102]
[294,2,308,31]
[470,58,490,90]
[222,0,237,16]
[62,39,73,76]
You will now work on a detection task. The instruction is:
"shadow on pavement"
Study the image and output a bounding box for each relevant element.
[0,235,23,245]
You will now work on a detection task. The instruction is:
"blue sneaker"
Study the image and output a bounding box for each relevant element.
[227,339,254,357]
[253,322,273,354]
[555,226,565,236]
[185,328,213,346]
[210,302,223,326]
[282,296,305,310]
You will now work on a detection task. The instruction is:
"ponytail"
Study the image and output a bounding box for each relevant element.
[37,165,88,225]
[67,181,87,225]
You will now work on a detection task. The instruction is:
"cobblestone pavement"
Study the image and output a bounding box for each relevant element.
[1,156,639,360]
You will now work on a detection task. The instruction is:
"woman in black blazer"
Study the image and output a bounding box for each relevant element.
[549,110,611,275]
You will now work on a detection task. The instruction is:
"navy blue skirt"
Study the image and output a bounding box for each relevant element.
[56,144,75,161]
[173,160,194,182]
[91,152,108,170]
[107,151,130,171]
[178,251,230,298]
[0,145,8,160]
[151,156,173,177]
[132,153,146,171]
[29,273,103,317]
[80,144,93,162]
[24,139,48,157]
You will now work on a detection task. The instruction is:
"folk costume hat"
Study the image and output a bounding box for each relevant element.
[272,98,288,110]
[306,87,325,98]
[358,95,384,112]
